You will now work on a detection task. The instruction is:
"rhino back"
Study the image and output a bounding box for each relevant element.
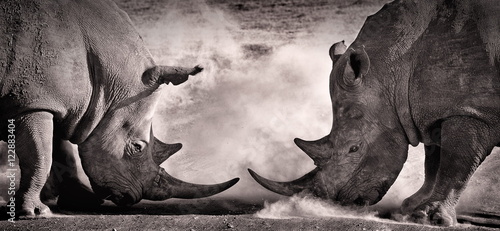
[351,0,500,143]
[409,0,500,133]
[0,0,155,142]
[0,0,89,120]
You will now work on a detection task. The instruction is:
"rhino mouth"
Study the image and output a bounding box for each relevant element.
[98,190,139,207]
[336,188,381,206]
[335,178,391,206]
[110,193,137,207]
[92,183,141,207]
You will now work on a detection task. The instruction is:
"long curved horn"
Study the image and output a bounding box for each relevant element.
[145,168,239,200]
[248,168,319,196]
[294,136,332,166]
[152,137,182,165]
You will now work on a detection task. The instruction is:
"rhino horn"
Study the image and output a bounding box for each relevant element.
[294,136,332,166]
[152,137,182,165]
[142,65,203,86]
[145,168,239,200]
[247,168,319,196]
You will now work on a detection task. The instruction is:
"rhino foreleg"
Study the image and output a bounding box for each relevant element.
[401,145,440,213]
[403,117,495,226]
[43,137,103,210]
[15,112,54,218]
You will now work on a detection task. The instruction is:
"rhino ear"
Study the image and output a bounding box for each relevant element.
[142,65,203,86]
[343,46,370,86]
[329,40,347,65]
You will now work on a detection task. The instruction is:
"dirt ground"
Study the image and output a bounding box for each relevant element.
[1,199,499,231]
[1,0,500,230]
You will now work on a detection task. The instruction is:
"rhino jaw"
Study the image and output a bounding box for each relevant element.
[90,181,142,207]
[144,168,239,200]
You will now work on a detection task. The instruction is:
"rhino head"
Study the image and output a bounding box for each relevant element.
[77,65,238,206]
[249,41,409,206]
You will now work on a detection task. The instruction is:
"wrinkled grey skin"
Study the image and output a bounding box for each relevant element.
[0,0,238,218]
[249,0,500,226]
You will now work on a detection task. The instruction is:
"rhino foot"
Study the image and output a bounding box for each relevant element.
[400,192,430,215]
[17,200,53,219]
[402,200,456,226]
[57,180,104,210]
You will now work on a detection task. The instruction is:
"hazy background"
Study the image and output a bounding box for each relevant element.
[121,0,390,202]
[116,0,500,216]
[1,0,499,219]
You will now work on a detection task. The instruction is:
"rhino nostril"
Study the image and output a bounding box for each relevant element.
[115,193,136,207]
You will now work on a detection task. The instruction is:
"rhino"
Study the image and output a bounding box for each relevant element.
[0,0,239,218]
[249,0,500,226]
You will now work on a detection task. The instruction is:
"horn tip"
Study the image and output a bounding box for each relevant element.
[247,168,268,184]
[172,143,183,152]
[215,177,240,195]
[294,137,309,152]
[247,168,258,177]
[228,177,240,186]
[293,137,305,145]
[248,168,266,184]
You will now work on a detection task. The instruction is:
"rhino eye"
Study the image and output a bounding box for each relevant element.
[129,141,146,156]
[349,145,359,153]
[133,143,143,152]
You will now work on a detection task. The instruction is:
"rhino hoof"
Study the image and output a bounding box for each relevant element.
[18,202,53,219]
[402,201,457,226]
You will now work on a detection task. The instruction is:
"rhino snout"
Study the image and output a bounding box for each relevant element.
[111,192,138,207]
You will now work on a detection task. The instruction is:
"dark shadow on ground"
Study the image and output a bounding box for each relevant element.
[54,197,264,216]
[0,197,264,219]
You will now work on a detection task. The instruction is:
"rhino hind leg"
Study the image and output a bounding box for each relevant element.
[42,137,103,210]
[402,117,496,226]
[15,112,54,218]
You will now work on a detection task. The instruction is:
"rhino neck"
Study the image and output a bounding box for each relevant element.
[68,0,156,144]
[68,73,110,144]
[347,1,440,146]
[392,63,420,147]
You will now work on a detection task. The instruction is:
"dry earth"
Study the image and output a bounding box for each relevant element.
[1,0,500,230]
[1,199,499,231]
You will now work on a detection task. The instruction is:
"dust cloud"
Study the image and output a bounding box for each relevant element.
[255,194,378,220]
[135,0,391,203]
[138,1,342,200]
